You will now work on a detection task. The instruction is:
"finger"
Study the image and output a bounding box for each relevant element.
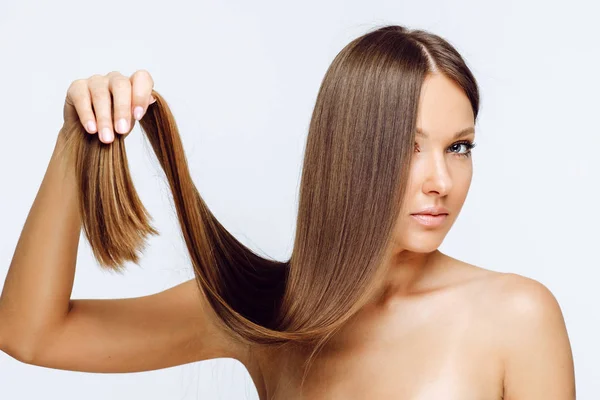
[88,75,114,143]
[67,79,97,134]
[130,69,154,121]
[108,72,132,135]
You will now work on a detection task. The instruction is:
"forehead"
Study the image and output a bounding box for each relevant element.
[415,73,475,139]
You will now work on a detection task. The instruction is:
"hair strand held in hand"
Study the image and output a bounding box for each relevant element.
[55,24,480,392]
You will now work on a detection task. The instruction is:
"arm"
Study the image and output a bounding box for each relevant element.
[0,134,80,359]
[499,274,576,399]
[24,278,251,373]
[0,133,252,372]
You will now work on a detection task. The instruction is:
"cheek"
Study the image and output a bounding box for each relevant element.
[453,163,473,197]
[403,166,421,196]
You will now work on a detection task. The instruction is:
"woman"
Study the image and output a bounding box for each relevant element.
[0,24,575,399]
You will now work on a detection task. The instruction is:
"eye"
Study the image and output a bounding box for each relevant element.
[448,140,476,158]
[413,140,477,158]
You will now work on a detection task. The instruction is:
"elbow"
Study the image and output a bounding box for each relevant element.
[0,305,69,366]
[2,343,37,365]
[0,316,41,365]
[0,332,38,365]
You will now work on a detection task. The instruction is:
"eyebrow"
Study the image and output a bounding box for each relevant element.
[416,127,475,140]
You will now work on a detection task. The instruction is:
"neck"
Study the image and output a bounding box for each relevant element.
[367,249,442,309]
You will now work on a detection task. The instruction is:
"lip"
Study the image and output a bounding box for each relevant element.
[411,206,449,216]
[410,214,448,227]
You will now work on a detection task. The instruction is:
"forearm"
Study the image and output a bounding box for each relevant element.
[0,132,81,353]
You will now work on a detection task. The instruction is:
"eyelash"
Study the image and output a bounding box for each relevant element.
[414,140,477,158]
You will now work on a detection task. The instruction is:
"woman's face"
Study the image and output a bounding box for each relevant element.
[393,73,476,253]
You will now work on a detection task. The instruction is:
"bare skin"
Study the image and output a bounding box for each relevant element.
[0,70,574,399]
[251,252,574,399]
[234,72,574,398]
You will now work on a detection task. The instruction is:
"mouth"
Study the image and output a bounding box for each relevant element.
[410,213,448,227]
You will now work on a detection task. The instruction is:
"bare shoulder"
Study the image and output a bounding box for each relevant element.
[484,272,565,337]
[481,271,566,324]
[443,255,564,317]
[460,266,567,336]
[471,270,575,398]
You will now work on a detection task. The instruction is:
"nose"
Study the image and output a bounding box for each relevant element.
[421,153,453,196]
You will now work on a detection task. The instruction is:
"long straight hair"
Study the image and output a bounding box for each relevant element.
[56,24,479,390]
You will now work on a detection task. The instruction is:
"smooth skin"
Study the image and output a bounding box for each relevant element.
[0,70,575,399]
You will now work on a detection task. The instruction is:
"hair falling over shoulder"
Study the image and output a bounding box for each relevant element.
[55,24,479,389]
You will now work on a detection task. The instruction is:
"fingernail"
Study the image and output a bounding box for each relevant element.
[86,120,97,133]
[116,118,129,133]
[134,106,144,121]
[101,127,113,142]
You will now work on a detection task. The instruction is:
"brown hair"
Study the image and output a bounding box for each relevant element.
[56,24,480,391]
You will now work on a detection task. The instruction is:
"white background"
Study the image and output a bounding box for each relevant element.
[0,0,598,398]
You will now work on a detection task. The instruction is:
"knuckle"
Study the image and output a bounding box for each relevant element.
[89,88,110,101]
[69,79,86,90]
[135,68,150,77]
[133,69,154,84]
[88,74,108,88]
[111,77,131,91]
[93,91,112,107]
[67,79,86,97]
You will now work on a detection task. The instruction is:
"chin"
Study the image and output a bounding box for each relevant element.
[396,230,447,253]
